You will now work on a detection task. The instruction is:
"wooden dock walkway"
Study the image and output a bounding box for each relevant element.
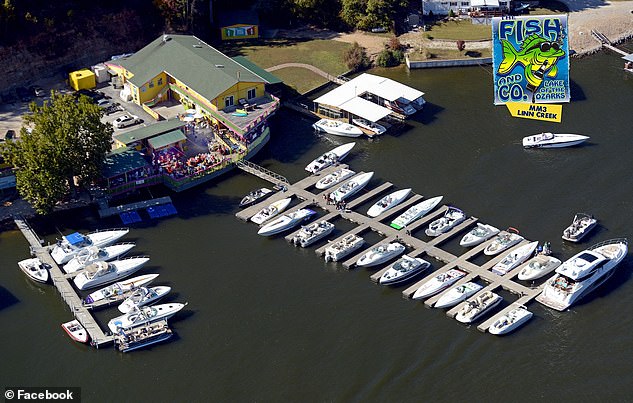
[236,166,548,334]
[98,196,173,218]
[14,217,114,347]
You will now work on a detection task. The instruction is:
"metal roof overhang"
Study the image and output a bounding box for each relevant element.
[623,54,633,63]
[371,80,425,102]
[340,97,392,122]
[470,0,500,7]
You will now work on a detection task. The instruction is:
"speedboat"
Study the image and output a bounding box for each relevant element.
[51,228,130,264]
[108,302,187,332]
[390,196,443,230]
[379,255,430,285]
[484,228,523,256]
[356,242,405,268]
[352,118,386,135]
[460,223,500,247]
[312,118,363,137]
[114,320,173,352]
[455,291,503,324]
[83,273,159,304]
[315,168,355,190]
[412,269,467,300]
[518,255,562,281]
[324,234,364,262]
[491,241,539,276]
[366,188,411,218]
[522,132,590,148]
[61,320,89,343]
[18,258,49,283]
[239,187,273,208]
[291,221,335,248]
[257,209,316,236]
[434,282,483,309]
[488,306,533,335]
[536,238,628,311]
[118,286,172,313]
[425,207,466,237]
[63,243,135,274]
[562,213,597,242]
[305,142,355,174]
[383,98,416,116]
[250,198,292,225]
[329,172,374,203]
[73,257,150,290]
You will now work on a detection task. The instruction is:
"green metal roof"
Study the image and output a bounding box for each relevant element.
[102,147,150,178]
[147,129,186,150]
[232,56,282,85]
[113,119,186,146]
[117,34,265,101]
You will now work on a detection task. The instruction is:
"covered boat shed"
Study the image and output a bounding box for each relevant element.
[102,147,153,191]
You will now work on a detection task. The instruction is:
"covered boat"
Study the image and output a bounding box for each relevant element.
[484,228,523,256]
[291,221,335,248]
[108,302,186,332]
[315,168,356,190]
[312,118,363,137]
[257,209,316,236]
[118,286,172,313]
[488,306,533,335]
[329,172,374,203]
[356,242,405,268]
[239,187,273,208]
[352,118,386,135]
[61,320,89,343]
[455,291,503,324]
[324,234,364,262]
[379,255,430,285]
[114,319,173,353]
[366,188,411,218]
[460,224,500,247]
[305,142,355,174]
[390,196,443,230]
[434,282,483,309]
[73,257,150,290]
[425,207,466,237]
[491,241,539,276]
[522,132,590,148]
[518,255,562,281]
[250,198,292,225]
[51,228,129,264]
[412,269,466,300]
[83,273,159,304]
[562,213,597,242]
[18,258,49,283]
[63,243,135,274]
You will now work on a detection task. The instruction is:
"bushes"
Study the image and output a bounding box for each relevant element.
[343,42,370,71]
[375,37,405,67]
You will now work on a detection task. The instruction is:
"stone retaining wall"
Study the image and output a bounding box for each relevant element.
[406,56,492,69]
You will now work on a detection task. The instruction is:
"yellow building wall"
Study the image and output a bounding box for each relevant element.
[221,24,259,41]
[172,77,219,112]
[138,72,168,104]
[215,82,264,110]
[69,69,96,91]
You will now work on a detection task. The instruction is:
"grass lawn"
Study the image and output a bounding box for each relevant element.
[269,67,329,94]
[408,48,491,60]
[424,20,492,41]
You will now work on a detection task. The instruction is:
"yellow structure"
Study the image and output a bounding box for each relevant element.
[218,10,259,41]
[69,69,96,91]
[221,24,259,41]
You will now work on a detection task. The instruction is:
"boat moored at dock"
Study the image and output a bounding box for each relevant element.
[51,228,130,264]
[61,320,89,343]
[240,187,273,208]
[324,234,364,262]
[108,302,187,332]
[258,209,317,236]
[291,221,335,248]
[18,258,49,283]
[118,286,172,313]
[488,306,533,335]
[114,319,173,352]
[434,282,483,309]
[305,142,355,174]
[329,172,374,203]
[518,254,562,281]
[352,118,386,135]
[250,198,292,225]
[390,196,443,230]
[63,243,135,274]
[484,228,523,256]
[74,257,150,290]
[356,242,405,268]
[425,207,466,237]
[460,224,500,247]
[455,291,503,324]
[562,213,597,242]
[312,119,363,137]
[315,168,355,190]
[412,269,466,300]
[491,241,539,276]
[366,188,411,218]
[379,255,430,285]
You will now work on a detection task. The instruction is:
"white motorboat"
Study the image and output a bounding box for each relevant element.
[250,198,292,225]
[257,209,316,236]
[383,98,416,116]
[239,187,273,208]
[18,258,49,283]
[491,241,539,276]
[324,234,364,262]
[488,306,533,335]
[291,221,335,248]
[305,142,355,174]
[352,118,386,135]
[315,168,355,190]
[356,242,405,268]
[61,320,89,343]
[83,273,159,304]
[536,238,628,311]
[562,213,597,242]
[390,196,443,230]
[63,243,135,274]
[460,223,500,247]
[114,320,173,352]
[329,172,374,203]
[455,291,503,324]
[425,207,466,237]
[518,255,562,281]
[51,228,129,264]
[522,132,590,148]
[484,228,523,256]
[434,282,483,309]
[118,286,172,313]
[412,269,467,300]
[366,188,411,218]
[378,255,430,285]
[73,257,150,290]
[108,302,187,332]
[312,118,363,137]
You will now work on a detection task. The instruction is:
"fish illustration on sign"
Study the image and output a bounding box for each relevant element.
[497,34,565,102]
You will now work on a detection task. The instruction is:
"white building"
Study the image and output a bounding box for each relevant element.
[422,0,511,16]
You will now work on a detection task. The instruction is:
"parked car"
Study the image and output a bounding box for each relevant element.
[16,87,31,102]
[4,130,16,140]
[75,89,106,102]
[30,86,46,97]
[113,114,142,129]
[105,104,124,115]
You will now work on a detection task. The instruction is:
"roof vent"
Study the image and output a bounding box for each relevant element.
[193,44,202,48]
[215,64,224,68]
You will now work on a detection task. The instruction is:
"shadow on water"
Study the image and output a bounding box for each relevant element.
[0,285,19,311]
[410,102,444,125]
[570,79,587,102]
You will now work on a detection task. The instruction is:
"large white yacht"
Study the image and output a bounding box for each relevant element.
[51,228,130,264]
[536,239,628,311]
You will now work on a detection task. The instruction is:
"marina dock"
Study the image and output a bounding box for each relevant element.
[14,217,114,347]
[236,164,548,334]
[98,196,173,218]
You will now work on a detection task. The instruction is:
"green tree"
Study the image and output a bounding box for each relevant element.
[340,0,366,28]
[0,93,112,214]
[343,41,371,71]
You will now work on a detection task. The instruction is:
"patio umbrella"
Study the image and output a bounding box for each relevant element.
[193,112,204,119]
[185,108,196,115]
[182,115,195,122]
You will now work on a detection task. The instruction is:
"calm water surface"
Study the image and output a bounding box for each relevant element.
[1,50,633,401]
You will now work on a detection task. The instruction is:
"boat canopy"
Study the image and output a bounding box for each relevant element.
[340,97,391,122]
[623,53,633,63]
[65,232,85,245]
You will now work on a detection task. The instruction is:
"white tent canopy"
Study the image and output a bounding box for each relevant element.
[470,0,500,7]
[339,97,392,122]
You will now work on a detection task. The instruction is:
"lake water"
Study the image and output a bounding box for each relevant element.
[1,49,633,401]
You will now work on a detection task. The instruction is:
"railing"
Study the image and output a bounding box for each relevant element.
[106,174,164,195]
[235,160,289,187]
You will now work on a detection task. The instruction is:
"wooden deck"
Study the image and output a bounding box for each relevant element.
[98,196,173,218]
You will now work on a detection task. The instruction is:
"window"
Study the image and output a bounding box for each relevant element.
[461,2,469,5]
[149,81,154,88]
[225,96,234,107]
[450,2,457,5]
[141,85,146,93]
[247,88,256,99]
[158,77,163,86]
